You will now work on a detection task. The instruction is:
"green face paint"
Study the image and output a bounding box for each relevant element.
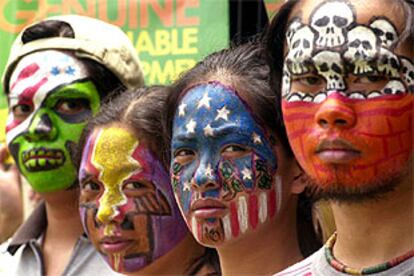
[6,50,101,193]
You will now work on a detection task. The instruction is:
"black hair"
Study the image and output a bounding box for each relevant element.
[76,86,168,168]
[7,19,125,99]
[163,40,321,257]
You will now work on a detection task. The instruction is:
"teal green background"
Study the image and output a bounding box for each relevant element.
[0,0,231,141]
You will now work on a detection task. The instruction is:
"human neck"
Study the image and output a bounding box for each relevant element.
[127,234,205,275]
[218,201,303,275]
[331,174,414,269]
[42,188,83,240]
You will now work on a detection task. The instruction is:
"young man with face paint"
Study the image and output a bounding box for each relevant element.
[1,15,143,275]
[266,0,414,275]
[77,86,220,275]
[164,41,322,275]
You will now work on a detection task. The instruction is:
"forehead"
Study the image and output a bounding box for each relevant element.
[173,82,260,136]
[9,49,89,99]
[293,0,406,29]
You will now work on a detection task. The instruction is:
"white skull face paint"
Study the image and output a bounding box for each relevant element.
[369,18,398,49]
[282,0,412,103]
[382,80,406,95]
[310,0,354,48]
[344,26,380,75]
[312,50,346,91]
[377,48,400,77]
[281,65,291,98]
[401,58,414,93]
[286,18,303,48]
[286,26,315,75]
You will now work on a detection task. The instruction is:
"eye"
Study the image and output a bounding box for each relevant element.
[221,144,249,158]
[353,75,388,84]
[175,149,195,157]
[55,98,89,115]
[12,104,33,121]
[295,76,324,86]
[82,181,101,192]
[174,148,195,164]
[123,182,146,190]
[222,145,246,153]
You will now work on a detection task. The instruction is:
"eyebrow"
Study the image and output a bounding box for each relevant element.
[173,133,196,142]
[214,125,246,137]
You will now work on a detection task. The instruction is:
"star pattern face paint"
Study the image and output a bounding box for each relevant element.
[281,0,414,189]
[6,50,101,193]
[79,126,187,273]
[171,82,280,247]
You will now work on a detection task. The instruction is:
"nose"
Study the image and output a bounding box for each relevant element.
[24,113,57,141]
[315,96,356,129]
[96,196,125,225]
[192,162,220,192]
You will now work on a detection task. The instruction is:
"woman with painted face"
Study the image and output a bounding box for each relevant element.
[76,86,220,275]
[2,15,143,275]
[164,41,321,275]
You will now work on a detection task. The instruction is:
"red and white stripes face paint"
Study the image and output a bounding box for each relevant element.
[6,50,89,145]
[188,177,281,243]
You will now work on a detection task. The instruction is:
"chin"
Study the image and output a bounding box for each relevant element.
[310,165,411,203]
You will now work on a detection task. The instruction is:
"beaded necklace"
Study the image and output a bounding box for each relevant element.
[325,232,414,275]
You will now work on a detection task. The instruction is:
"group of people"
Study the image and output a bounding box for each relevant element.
[0,0,412,275]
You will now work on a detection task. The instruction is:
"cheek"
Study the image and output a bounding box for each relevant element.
[171,161,197,213]
[282,95,414,186]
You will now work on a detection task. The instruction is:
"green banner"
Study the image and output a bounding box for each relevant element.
[0,0,229,141]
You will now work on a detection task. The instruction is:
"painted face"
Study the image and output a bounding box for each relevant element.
[79,126,187,273]
[281,0,414,190]
[6,50,101,193]
[171,82,281,247]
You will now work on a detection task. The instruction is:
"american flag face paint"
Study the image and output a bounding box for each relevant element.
[6,50,101,192]
[171,82,280,247]
[281,1,414,189]
[79,126,187,273]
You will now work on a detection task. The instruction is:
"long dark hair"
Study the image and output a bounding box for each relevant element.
[163,40,322,257]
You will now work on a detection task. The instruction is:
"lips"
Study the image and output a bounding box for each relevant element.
[100,236,133,253]
[315,139,361,164]
[22,147,66,172]
[191,198,227,219]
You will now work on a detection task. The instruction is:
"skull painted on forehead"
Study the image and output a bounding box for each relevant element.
[312,50,346,91]
[369,18,399,49]
[286,26,316,75]
[401,57,414,92]
[310,0,354,48]
[6,50,101,193]
[344,25,380,75]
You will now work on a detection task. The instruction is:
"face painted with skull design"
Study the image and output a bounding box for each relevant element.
[79,125,187,273]
[171,82,282,247]
[6,50,101,193]
[281,0,414,192]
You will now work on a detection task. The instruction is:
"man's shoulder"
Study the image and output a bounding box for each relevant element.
[275,247,324,276]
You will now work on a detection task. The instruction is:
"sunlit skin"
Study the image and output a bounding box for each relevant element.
[281,0,414,190]
[171,82,286,247]
[6,50,101,193]
[79,125,187,273]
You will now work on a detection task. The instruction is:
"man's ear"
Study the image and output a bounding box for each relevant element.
[290,160,307,195]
